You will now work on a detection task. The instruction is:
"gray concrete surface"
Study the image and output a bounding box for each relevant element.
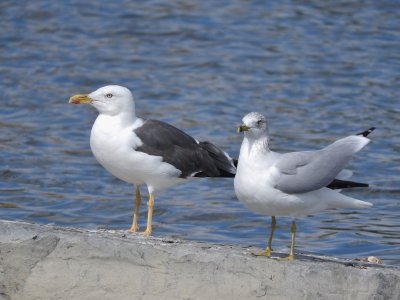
[0,220,399,300]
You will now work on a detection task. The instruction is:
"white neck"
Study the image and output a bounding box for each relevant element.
[239,135,270,159]
[98,109,137,128]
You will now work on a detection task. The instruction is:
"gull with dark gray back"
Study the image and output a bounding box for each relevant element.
[69,85,236,236]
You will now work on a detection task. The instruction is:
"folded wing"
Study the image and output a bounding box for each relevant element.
[274,135,370,194]
[134,119,236,178]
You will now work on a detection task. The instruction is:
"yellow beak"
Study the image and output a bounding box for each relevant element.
[237,124,250,133]
[69,94,93,105]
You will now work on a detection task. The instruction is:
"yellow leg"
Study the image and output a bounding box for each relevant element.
[255,216,276,257]
[128,186,141,233]
[141,192,155,236]
[278,221,296,261]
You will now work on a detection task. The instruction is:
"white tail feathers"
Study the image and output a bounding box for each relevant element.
[353,199,373,208]
[325,189,373,209]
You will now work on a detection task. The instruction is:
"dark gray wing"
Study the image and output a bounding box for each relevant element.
[275,136,370,194]
[134,119,235,178]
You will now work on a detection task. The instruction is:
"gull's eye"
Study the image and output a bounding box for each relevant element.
[106,93,113,98]
[257,119,262,125]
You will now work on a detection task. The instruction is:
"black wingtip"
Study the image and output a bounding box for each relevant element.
[357,127,376,137]
[327,179,369,190]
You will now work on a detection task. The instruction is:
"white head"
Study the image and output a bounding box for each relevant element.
[69,85,135,116]
[238,112,269,140]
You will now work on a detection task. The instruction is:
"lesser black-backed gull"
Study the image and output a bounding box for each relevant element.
[69,85,236,235]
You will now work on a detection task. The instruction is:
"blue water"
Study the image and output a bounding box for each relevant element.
[1,1,400,265]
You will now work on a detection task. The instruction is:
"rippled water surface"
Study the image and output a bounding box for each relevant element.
[1,1,400,265]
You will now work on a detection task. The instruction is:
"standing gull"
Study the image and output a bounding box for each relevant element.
[69,85,236,235]
[234,112,373,261]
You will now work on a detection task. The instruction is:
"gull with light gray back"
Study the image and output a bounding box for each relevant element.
[234,112,374,260]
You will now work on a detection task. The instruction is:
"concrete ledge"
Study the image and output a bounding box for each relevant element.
[0,220,399,300]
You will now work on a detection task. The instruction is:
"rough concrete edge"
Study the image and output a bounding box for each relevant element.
[0,219,396,270]
[1,220,400,300]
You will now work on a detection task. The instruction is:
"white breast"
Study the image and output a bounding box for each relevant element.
[234,137,300,216]
[89,115,183,191]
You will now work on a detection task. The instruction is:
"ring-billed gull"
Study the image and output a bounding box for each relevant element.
[69,85,236,235]
[234,112,373,260]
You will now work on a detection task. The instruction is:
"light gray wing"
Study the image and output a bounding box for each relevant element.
[275,135,370,194]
